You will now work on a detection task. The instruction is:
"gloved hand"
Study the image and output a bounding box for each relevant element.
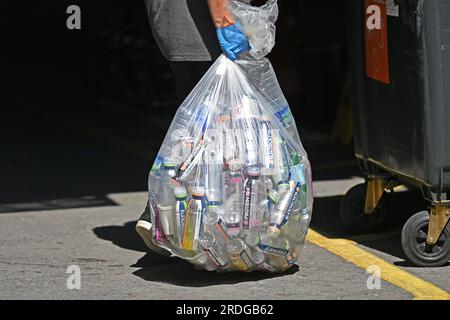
[216,24,250,61]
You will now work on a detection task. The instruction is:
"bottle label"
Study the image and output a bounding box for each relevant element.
[275,105,294,128]
[261,120,275,170]
[203,248,228,267]
[281,183,301,227]
[258,243,289,256]
[150,155,163,176]
[150,199,168,241]
[178,139,205,178]
[242,183,252,230]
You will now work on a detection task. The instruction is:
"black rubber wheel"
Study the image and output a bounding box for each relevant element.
[401,211,450,267]
[340,183,388,234]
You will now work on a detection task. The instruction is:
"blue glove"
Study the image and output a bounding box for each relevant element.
[216,24,250,61]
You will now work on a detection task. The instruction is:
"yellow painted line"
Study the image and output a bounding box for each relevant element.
[307,229,450,300]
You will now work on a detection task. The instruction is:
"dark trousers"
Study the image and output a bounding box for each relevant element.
[169,61,215,103]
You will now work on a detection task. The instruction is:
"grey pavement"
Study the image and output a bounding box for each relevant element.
[0,192,411,300]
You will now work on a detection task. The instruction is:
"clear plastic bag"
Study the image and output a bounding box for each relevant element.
[146,0,312,273]
[229,0,279,60]
[147,54,313,273]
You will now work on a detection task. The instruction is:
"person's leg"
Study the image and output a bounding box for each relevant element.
[136,61,214,254]
[169,61,215,103]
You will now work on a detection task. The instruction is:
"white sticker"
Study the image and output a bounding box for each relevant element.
[387,0,399,17]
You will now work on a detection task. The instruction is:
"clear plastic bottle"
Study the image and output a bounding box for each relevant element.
[199,233,230,269]
[203,207,230,246]
[223,160,243,237]
[242,166,264,236]
[234,96,260,167]
[226,238,254,272]
[268,181,301,239]
[158,158,177,237]
[204,147,223,208]
[260,115,276,175]
[174,186,188,248]
[272,134,290,186]
[182,187,207,252]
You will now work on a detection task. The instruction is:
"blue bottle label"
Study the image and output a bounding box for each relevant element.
[275,106,294,128]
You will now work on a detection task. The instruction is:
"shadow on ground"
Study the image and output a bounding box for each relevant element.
[311,188,432,267]
[93,220,298,287]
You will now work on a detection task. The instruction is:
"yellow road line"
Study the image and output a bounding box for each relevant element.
[307,229,450,300]
[52,117,450,300]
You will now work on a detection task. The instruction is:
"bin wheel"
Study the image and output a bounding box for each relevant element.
[401,211,450,267]
[340,183,388,234]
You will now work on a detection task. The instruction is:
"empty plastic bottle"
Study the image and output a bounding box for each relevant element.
[226,238,254,271]
[199,233,230,269]
[260,115,276,175]
[182,187,207,251]
[234,96,260,167]
[158,158,177,237]
[223,160,243,237]
[203,207,230,246]
[174,186,188,248]
[204,147,223,208]
[242,166,264,236]
[272,134,290,186]
[268,181,301,239]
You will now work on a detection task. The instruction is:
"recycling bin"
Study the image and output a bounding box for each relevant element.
[344,0,450,267]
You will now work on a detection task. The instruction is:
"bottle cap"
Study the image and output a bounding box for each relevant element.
[291,152,303,166]
[199,233,215,249]
[252,252,265,265]
[174,186,188,199]
[204,210,219,226]
[278,182,291,193]
[245,233,261,247]
[268,190,281,203]
[191,187,205,197]
[163,157,176,168]
[247,166,261,177]
[267,226,281,239]
[261,114,272,122]
[228,159,242,172]
[227,238,245,254]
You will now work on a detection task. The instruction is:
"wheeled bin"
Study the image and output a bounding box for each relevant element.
[344,0,450,267]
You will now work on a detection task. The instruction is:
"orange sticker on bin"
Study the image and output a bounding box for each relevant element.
[365,0,390,84]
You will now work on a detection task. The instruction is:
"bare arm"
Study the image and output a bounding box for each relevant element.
[207,0,234,28]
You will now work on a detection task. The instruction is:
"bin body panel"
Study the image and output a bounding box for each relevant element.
[347,0,450,192]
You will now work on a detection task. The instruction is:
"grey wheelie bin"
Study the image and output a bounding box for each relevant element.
[344,0,450,267]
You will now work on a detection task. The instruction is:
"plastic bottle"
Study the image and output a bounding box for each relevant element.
[158,158,177,237]
[260,115,276,175]
[223,160,243,237]
[203,207,230,246]
[272,133,290,186]
[204,147,223,208]
[182,187,207,251]
[242,166,264,236]
[174,186,188,248]
[245,233,291,271]
[199,233,230,269]
[234,96,260,167]
[268,181,301,239]
[226,238,254,271]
